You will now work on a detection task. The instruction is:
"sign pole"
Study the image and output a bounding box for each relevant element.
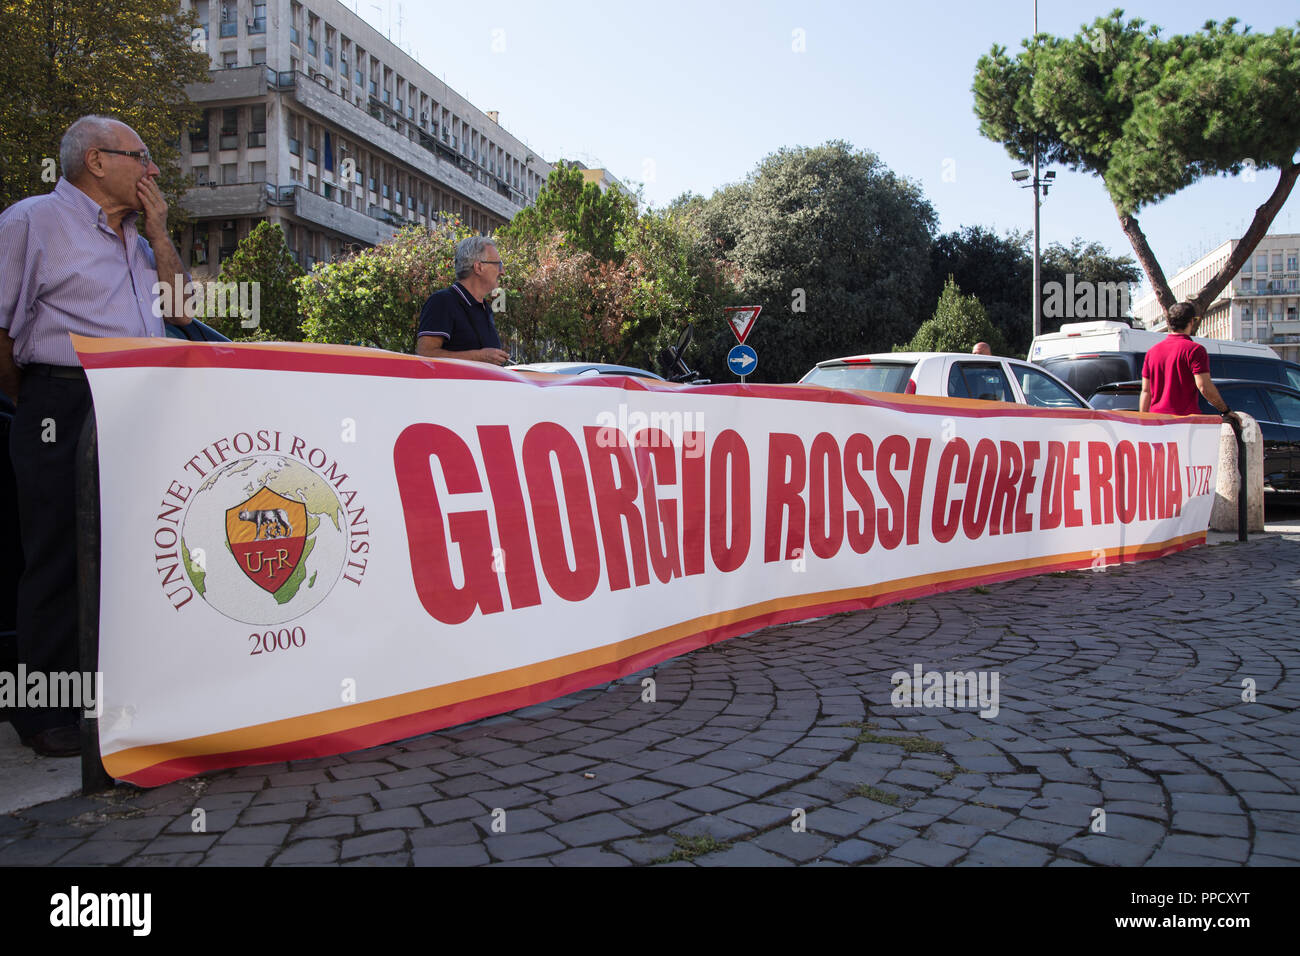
[725,306,762,385]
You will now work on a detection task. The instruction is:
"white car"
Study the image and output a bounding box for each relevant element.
[799,352,1090,409]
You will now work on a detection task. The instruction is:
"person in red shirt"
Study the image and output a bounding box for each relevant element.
[1139,303,1236,421]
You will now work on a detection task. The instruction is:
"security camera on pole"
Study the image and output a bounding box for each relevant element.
[1011,165,1056,341]
[1009,0,1059,342]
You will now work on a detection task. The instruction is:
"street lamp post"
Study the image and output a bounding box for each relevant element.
[1012,167,1056,340]
[1014,0,1056,343]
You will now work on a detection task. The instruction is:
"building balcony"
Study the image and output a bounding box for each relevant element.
[288,77,525,221]
[1271,320,1300,335]
[185,65,267,102]
[296,188,397,246]
[183,182,266,218]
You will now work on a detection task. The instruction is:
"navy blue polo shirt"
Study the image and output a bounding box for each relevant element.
[416,281,502,352]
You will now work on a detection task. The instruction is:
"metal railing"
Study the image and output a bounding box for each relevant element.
[266,66,295,89]
[266,183,296,205]
[1228,417,1248,542]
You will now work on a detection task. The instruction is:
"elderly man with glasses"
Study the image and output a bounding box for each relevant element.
[415,235,510,365]
[0,114,190,756]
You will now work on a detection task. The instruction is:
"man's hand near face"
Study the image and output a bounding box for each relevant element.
[138,177,191,326]
[136,176,169,242]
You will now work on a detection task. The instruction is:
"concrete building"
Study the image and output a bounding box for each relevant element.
[178,0,551,275]
[571,161,628,196]
[1132,234,1300,363]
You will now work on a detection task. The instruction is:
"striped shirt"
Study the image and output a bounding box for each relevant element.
[0,177,164,368]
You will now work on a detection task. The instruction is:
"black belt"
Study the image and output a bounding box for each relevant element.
[24,363,87,380]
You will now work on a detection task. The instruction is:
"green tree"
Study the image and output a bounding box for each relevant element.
[927,226,1033,355]
[298,222,472,352]
[1040,237,1142,332]
[204,222,304,341]
[621,207,740,371]
[902,278,1006,354]
[925,228,1142,354]
[974,12,1300,320]
[0,0,210,212]
[692,141,937,383]
[498,166,736,369]
[500,236,606,361]
[503,161,637,263]
[498,207,736,367]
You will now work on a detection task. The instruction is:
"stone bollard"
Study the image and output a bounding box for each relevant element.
[1209,413,1264,533]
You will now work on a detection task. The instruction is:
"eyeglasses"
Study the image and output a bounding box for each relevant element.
[97,147,153,168]
[478,259,504,269]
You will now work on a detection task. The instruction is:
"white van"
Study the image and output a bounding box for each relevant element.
[1029,321,1300,399]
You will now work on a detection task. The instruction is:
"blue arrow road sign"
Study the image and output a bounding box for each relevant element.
[728,344,758,377]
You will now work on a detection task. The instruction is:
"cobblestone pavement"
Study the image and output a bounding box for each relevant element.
[2,533,1298,867]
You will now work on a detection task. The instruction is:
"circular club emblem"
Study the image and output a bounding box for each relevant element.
[180,455,348,624]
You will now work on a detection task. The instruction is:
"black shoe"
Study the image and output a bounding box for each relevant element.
[23,725,81,757]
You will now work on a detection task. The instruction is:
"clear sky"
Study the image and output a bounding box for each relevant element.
[353,0,1299,283]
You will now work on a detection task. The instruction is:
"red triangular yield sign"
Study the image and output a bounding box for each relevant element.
[725,306,762,345]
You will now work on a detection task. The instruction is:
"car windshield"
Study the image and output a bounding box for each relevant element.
[802,362,916,393]
[1089,389,1140,411]
[1040,355,1135,398]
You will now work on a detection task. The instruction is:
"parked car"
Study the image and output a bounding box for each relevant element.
[799,352,1090,409]
[510,327,712,386]
[508,362,666,381]
[1030,320,1300,399]
[1088,379,1300,490]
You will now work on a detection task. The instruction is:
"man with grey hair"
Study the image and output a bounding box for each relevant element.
[415,235,509,364]
[0,114,189,756]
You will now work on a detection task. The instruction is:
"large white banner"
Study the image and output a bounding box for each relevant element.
[75,337,1222,785]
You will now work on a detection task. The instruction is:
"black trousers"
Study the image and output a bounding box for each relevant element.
[8,369,90,736]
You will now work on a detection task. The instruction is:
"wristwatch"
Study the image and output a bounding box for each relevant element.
[1219,406,1233,416]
